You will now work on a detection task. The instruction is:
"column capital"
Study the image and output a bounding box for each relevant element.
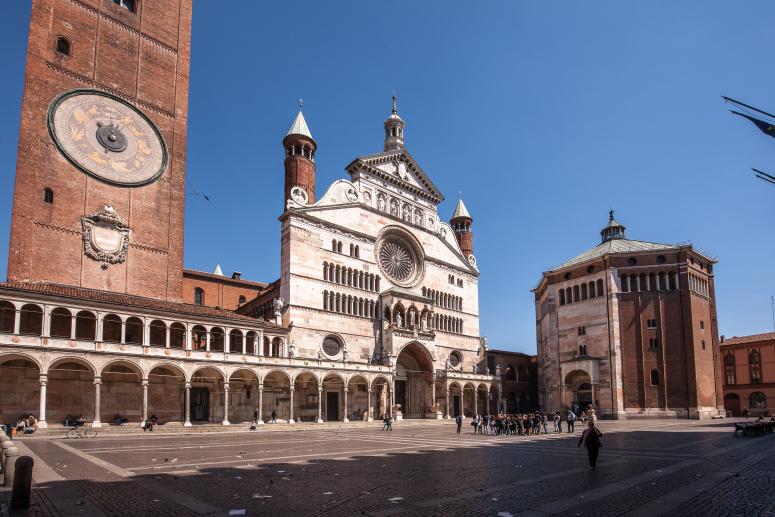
[141,379,149,387]
[224,383,230,391]
[185,382,192,389]
[39,374,48,384]
[258,385,264,392]
[318,385,323,392]
[93,377,102,385]
[290,386,295,392]
[344,387,349,393]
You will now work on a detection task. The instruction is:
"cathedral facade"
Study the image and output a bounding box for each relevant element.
[0,0,497,429]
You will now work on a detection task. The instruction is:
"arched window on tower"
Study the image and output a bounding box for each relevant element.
[194,288,204,306]
[43,188,54,204]
[55,37,70,56]
[337,241,343,254]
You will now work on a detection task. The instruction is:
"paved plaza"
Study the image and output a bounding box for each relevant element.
[3,419,774,516]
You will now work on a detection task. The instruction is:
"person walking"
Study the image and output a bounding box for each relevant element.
[455,414,463,434]
[554,412,561,433]
[271,409,277,423]
[578,421,603,468]
[542,413,548,434]
[567,409,576,433]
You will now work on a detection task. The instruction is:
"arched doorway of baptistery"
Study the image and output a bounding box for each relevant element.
[395,342,434,418]
[564,370,593,413]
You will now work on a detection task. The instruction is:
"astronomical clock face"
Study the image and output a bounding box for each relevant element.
[48,89,167,186]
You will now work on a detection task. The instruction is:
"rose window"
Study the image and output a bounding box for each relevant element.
[378,239,415,282]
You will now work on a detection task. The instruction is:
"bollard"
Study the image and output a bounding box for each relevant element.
[10,456,34,511]
[3,446,19,487]
[1,440,13,472]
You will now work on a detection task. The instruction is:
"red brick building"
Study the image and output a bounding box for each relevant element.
[534,212,723,419]
[719,332,774,416]
[485,349,538,413]
[182,267,267,311]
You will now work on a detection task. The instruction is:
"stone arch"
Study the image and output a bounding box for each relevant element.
[261,370,291,422]
[347,374,369,421]
[46,356,97,425]
[564,369,593,412]
[228,368,260,423]
[395,342,434,419]
[0,353,43,424]
[50,307,72,338]
[147,363,186,424]
[148,320,166,347]
[100,359,143,424]
[321,372,346,422]
[125,316,144,345]
[74,310,96,340]
[371,375,391,420]
[189,366,226,423]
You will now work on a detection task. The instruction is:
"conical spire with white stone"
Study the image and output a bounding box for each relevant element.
[283,100,317,206]
[450,195,474,257]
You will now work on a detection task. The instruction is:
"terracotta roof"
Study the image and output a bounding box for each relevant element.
[0,281,284,329]
[721,332,775,346]
[183,268,268,289]
[547,238,680,272]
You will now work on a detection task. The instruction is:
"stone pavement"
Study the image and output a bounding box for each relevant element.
[2,418,773,516]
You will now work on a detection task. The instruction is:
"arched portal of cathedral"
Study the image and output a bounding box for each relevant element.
[395,342,434,419]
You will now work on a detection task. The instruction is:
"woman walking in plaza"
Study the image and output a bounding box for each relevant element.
[578,421,603,469]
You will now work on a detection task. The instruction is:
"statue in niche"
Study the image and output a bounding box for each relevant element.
[420,317,427,332]
[288,341,296,358]
[378,195,386,211]
[395,313,403,328]
[415,210,423,226]
[402,204,411,221]
[390,199,399,216]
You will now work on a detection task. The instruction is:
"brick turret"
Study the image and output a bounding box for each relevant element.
[450,197,474,258]
[283,109,316,206]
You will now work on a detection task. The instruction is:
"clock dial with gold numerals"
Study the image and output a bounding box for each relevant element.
[48,89,167,186]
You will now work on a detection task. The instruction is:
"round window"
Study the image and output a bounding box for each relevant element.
[627,257,637,266]
[449,351,461,367]
[656,255,665,264]
[322,336,342,357]
[375,230,424,287]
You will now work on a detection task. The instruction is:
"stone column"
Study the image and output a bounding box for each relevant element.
[257,385,264,425]
[143,318,150,347]
[343,387,349,423]
[474,389,478,416]
[459,391,464,419]
[317,386,323,423]
[165,324,170,349]
[258,331,264,356]
[184,382,192,427]
[42,306,51,338]
[206,330,211,352]
[185,324,191,351]
[222,383,230,425]
[38,375,48,428]
[224,328,231,354]
[96,313,103,342]
[141,379,149,426]
[367,389,373,422]
[289,387,295,424]
[120,319,127,344]
[242,333,247,355]
[445,385,451,419]
[92,377,102,428]
[70,315,77,340]
[13,307,20,335]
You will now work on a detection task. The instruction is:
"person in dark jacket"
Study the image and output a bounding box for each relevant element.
[455,414,463,434]
[578,421,603,468]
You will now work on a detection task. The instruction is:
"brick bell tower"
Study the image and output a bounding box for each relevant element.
[283,106,317,206]
[7,0,192,301]
[450,196,474,258]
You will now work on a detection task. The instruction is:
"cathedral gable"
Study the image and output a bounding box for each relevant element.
[346,150,444,205]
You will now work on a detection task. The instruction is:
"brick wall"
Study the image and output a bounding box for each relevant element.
[7,0,192,302]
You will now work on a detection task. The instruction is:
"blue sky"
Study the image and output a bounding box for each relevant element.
[1,1,773,353]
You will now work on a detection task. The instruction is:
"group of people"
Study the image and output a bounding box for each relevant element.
[63,414,86,427]
[15,414,38,434]
[456,409,603,469]
[462,409,587,436]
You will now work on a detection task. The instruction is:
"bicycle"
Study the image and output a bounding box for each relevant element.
[65,426,98,439]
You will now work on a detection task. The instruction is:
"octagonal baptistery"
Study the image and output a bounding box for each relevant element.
[265,101,493,419]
